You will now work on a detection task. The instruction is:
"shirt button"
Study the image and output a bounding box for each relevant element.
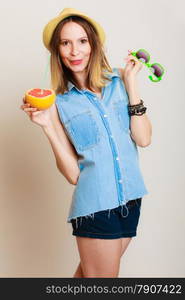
[103,114,107,117]
[116,157,119,160]
[110,135,113,138]
[118,179,123,183]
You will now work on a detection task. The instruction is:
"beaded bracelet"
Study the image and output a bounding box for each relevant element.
[128,99,144,108]
[129,106,147,116]
[128,99,147,116]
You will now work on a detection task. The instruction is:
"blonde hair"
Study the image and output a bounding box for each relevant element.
[49,16,113,94]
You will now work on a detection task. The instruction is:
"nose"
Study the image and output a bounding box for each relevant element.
[71,43,80,56]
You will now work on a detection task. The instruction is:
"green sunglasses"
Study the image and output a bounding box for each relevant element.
[130,49,165,82]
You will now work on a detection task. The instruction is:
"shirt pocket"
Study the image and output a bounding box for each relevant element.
[113,100,130,134]
[64,110,100,152]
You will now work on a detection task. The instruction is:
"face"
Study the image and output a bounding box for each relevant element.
[59,21,91,75]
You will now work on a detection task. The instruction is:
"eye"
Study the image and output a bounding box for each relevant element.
[61,41,69,46]
[80,39,88,44]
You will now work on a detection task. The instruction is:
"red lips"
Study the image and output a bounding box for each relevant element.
[70,60,83,65]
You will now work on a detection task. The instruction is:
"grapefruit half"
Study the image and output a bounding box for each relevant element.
[25,88,56,110]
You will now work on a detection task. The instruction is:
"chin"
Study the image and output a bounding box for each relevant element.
[70,64,87,73]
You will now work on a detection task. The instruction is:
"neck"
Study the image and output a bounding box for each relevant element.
[72,70,101,93]
[73,70,87,89]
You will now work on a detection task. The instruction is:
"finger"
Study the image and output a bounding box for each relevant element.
[124,54,136,62]
[20,103,30,109]
[31,110,41,115]
[128,56,143,68]
[21,105,29,110]
[128,49,133,54]
[126,56,138,66]
[124,63,133,72]
[124,59,135,67]
[128,54,137,61]
[23,109,31,116]
[24,107,37,112]
[128,54,143,67]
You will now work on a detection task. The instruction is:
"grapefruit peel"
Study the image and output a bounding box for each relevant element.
[25,88,56,110]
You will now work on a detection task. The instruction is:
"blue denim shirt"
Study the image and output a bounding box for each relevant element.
[55,67,149,224]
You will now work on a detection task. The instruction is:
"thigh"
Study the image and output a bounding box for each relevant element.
[120,237,133,257]
[76,236,122,277]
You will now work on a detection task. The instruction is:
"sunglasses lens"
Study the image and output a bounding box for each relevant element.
[136,49,150,63]
[150,64,164,77]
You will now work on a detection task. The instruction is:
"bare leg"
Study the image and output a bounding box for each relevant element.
[75,237,122,278]
[120,237,132,257]
[73,237,133,277]
[73,261,83,278]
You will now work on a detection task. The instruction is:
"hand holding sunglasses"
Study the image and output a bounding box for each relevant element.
[130,49,165,82]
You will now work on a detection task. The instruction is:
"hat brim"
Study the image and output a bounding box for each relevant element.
[42,8,106,50]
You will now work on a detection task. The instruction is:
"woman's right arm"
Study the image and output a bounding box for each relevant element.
[42,104,80,185]
[20,99,80,185]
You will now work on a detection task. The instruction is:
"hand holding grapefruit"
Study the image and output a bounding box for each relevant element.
[21,95,56,128]
[25,88,55,110]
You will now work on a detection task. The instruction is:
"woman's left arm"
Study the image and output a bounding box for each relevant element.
[119,50,152,147]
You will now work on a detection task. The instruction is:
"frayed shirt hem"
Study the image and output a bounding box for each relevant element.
[67,196,143,229]
[67,191,148,224]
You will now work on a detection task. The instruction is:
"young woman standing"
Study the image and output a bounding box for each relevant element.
[20,8,152,277]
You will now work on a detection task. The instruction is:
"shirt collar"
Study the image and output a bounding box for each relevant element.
[66,69,120,93]
[67,81,75,91]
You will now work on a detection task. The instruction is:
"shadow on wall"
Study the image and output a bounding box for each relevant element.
[1,116,75,277]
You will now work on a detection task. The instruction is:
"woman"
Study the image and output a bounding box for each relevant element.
[20,8,152,277]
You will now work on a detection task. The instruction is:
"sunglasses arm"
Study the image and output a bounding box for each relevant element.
[148,75,162,82]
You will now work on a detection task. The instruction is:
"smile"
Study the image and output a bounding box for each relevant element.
[70,60,83,65]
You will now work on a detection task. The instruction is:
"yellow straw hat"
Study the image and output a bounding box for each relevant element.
[42,7,106,51]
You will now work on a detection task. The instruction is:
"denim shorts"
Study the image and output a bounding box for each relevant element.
[71,198,142,239]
